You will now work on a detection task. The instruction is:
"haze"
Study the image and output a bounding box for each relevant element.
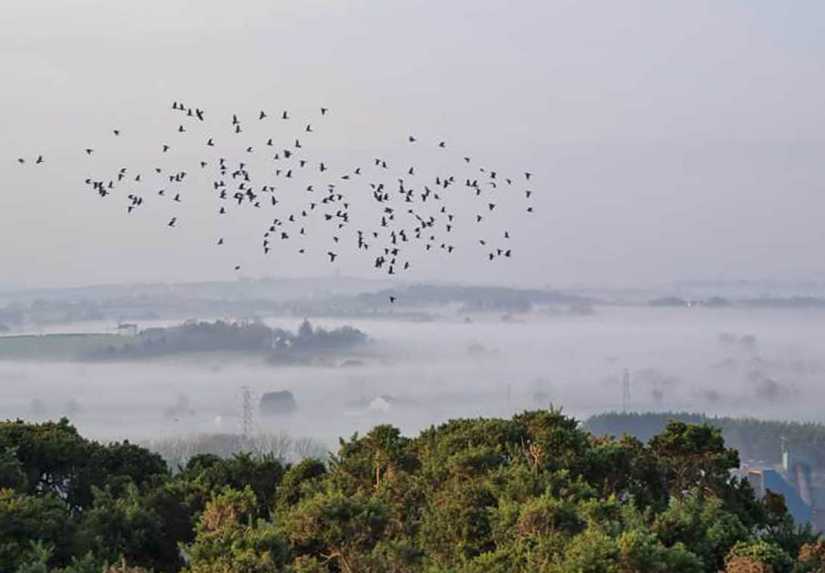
[2,1,825,289]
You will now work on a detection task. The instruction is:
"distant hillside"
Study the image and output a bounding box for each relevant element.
[0,320,368,364]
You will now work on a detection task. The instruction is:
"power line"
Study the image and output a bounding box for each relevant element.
[240,385,255,439]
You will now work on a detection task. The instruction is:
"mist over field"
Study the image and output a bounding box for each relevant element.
[3,301,825,449]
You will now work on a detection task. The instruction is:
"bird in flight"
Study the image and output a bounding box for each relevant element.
[69,102,534,281]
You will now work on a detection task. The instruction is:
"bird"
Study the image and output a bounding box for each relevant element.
[389,296,397,303]
[525,172,532,180]
[282,111,289,120]
[408,136,416,143]
[85,149,94,155]
[438,141,446,148]
[35,155,43,164]
[259,110,267,120]
[234,265,241,271]
[162,145,170,152]
[321,107,328,116]
[327,251,337,262]
[168,217,177,227]
[113,130,120,136]
[16,158,25,164]
[207,138,214,146]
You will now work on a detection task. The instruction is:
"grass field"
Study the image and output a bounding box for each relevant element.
[0,333,127,360]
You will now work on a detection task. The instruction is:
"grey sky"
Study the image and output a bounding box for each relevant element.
[2,1,824,289]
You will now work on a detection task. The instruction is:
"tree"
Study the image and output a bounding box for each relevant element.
[0,489,70,571]
[649,421,740,497]
[73,483,174,572]
[724,540,793,573]
[282,490,388,573]
[183,487,289,573]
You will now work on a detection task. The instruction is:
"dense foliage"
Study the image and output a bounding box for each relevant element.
[1,411,823,572]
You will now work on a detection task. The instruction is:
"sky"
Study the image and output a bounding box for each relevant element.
[1,0,825,290]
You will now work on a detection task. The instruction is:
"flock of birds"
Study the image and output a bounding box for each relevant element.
[16,103,536,301]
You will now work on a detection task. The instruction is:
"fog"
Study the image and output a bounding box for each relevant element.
[3,306,825,448]
[3,1,825,449]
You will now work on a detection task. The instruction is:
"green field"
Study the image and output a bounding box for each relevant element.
[0,333,127,360]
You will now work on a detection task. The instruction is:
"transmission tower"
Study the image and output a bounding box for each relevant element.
[240,386,255,440]
[621,369,631,412]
